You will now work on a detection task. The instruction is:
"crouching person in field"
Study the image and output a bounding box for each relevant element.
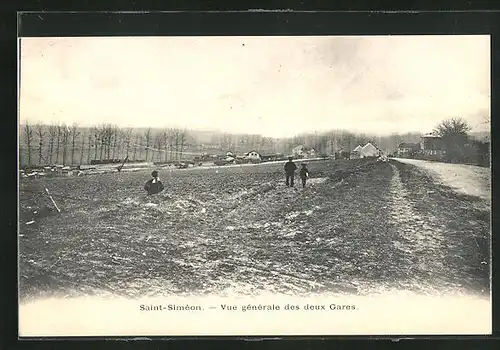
[299,163,309,188]
[284,156,297,187]
[144,170,164,196]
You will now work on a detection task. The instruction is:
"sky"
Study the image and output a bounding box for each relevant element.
[19,35,490,138]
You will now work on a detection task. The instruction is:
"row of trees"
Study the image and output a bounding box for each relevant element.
[21,118,485,167]
[209,130,421,157]
[20,123,191,167]
[210,133,279,154]
[280,130,422,156]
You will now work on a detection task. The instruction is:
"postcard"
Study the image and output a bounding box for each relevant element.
[18,34,491,336]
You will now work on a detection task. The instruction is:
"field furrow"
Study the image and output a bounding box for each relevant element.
[19,158,490,301]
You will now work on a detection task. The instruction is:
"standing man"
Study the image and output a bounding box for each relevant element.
[284,156,297,187]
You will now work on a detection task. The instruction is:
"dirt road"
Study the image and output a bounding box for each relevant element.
[392,158,490,202]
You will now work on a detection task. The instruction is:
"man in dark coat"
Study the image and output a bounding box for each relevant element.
[144,170,164,195]
[284,156,297,187]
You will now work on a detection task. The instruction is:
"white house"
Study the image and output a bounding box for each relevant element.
[360,143,382,158]
[244,150,261,163]
[350,145,363,159]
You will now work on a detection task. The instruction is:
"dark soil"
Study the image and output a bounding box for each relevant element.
[18,158,490,302]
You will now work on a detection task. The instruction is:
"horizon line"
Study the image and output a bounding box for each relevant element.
[18,121,489,139]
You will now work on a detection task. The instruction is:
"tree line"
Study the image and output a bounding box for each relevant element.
[19,123,191,168]
[209,130,421,157]
[21,120,475,168]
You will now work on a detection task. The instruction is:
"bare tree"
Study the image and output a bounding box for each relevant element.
[317,134,329,154]
[23,123,33,167]
[86,128,93,164]
[327,132,338,154]
[97,124,106,160]
[153,133,163,162]
[47,124,58,164]
[168,129,176,161]
[106,125,114,160]
[178,129,187,161]
[144,128,152,162]
[70,123,81,166]
[172,129,181,161]
[80,129,87,165]
[111,126,119,160]
[61,124,70,165]
[238,135,247,153]
[62,124,71,165]
[132,132,140,160]
[93,127,101,161]
[163,129,169,162]
[116,129,125,160]
[35,123,46,165]
[55,123,62,164]
[98,125,105,160]
[267,137,276,153]
[97,124,113,160]
[434,117,472,140]
[123,128,133,159]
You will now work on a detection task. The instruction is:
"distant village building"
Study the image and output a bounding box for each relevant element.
[224,151,235,163]
[360,143,382,158]
[420,133,446,155]
[397,142,421,157]
[351,143,382,159]
[292,145,316,158]
[244,150,261,163]
[335,149,350,160]
[350,145,363,159]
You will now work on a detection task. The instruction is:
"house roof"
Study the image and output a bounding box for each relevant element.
[353,145,363,151]
[359,143,383,155]
[365,142,384,152]
[244,150,261,156]
[362,143,377,150]
[422,133,441,138]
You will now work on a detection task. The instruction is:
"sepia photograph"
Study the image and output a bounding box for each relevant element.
[18,35,491,336]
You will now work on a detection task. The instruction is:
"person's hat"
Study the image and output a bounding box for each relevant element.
[288,156,293,160]
[151,170,158,177]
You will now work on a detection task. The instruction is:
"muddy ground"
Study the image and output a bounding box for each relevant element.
[18,158,490,302]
